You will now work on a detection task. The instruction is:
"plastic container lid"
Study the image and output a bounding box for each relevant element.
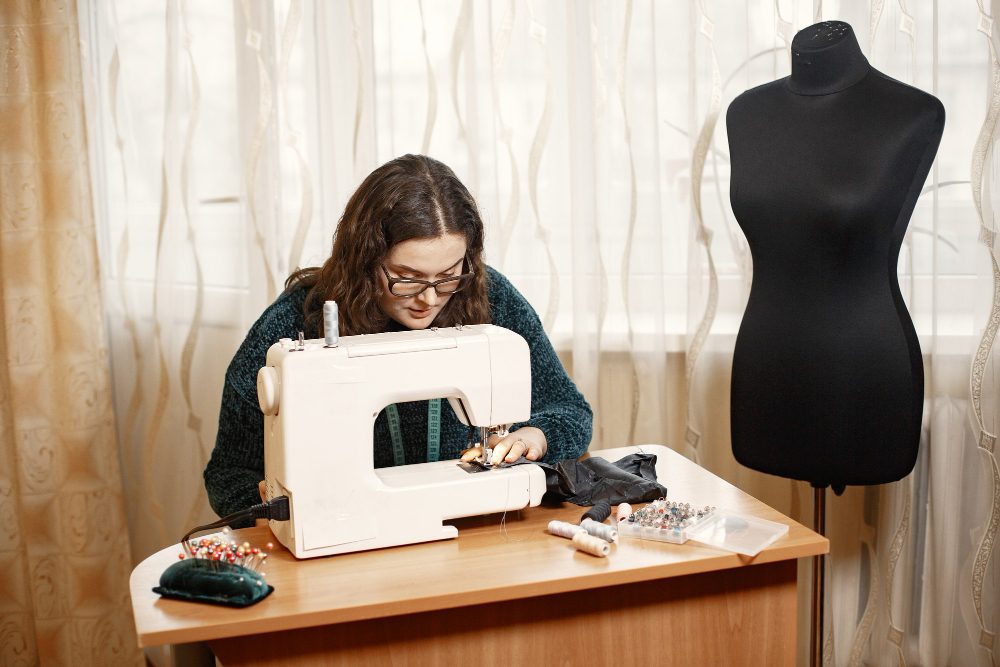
[684,509,789,556]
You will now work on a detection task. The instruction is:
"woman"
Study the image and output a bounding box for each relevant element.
[204,154,593,520]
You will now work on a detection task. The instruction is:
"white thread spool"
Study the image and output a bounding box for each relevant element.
[616,503,632,523]
[572,531,610,557]
[323,301,339,347]
[548,520,585,540]
[581,518,618,543]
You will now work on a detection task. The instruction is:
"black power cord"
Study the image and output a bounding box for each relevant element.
[181,496,290,549]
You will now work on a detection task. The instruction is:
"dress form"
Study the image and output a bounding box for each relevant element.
[726,21,945,490]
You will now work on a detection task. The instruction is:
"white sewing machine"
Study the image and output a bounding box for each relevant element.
[256,324,547,559]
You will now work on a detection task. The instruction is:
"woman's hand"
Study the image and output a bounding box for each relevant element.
[460,426,547,465]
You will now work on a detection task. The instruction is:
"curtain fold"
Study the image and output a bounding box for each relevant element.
[79,2,998,665]
[0,1,140,664]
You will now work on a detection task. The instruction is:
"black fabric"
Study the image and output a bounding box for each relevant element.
[153,559,274,608]
[726,20,944,488]
[460,453,666,505]
[534,453,667,506]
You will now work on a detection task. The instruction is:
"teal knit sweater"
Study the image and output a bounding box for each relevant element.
[204,266,593,520]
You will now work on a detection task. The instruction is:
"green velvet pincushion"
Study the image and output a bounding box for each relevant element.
[153,559,273,608]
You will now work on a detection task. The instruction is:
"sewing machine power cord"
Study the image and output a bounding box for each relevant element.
[181,496,290,548]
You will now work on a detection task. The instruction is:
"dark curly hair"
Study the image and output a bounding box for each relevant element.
[286,154,490,337]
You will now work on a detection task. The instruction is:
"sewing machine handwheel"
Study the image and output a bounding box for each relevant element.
[257,366,280,416]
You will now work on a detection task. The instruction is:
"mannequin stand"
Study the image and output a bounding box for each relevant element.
[811,486,826,667]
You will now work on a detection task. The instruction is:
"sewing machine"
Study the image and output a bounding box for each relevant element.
[256,324,547,559]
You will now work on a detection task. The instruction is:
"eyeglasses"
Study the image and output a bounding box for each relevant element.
[380,263,474,297]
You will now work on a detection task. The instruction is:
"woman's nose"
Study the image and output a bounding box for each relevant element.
[418,286,439,307]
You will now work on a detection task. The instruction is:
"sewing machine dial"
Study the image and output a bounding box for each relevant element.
[257,366,280,416]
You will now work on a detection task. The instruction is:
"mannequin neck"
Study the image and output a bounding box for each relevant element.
[788,21,870,95]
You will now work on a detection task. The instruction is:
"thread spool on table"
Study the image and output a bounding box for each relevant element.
[572,531,610,557]
[580,500,612,523]
[580,518,617,543]
[548,520,585,540]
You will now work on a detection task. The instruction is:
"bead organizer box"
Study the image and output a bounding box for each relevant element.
[618,498,717,545]
[618,498,790,556]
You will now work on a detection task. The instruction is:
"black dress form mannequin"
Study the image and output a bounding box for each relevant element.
[727,21,944,490]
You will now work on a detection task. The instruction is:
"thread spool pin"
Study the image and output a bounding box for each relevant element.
[323,301,339,347]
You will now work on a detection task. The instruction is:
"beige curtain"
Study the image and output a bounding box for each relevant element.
[0,1,140,664]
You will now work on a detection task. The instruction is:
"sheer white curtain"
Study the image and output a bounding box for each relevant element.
[80,1,997,664]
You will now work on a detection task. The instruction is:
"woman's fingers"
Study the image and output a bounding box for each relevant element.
[491,434,529,464]
[522,440,543,461]
[460,445,483,462]
[460,433,541,464]
[460,434,504,462]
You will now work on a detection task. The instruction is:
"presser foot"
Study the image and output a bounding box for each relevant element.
[458,459,494,474]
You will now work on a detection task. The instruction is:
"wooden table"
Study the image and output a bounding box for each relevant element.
[130,445,827,666]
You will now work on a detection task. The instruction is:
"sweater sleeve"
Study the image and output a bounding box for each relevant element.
[487,268,594,462]
[203,289,305,524]
[203,378,266,524]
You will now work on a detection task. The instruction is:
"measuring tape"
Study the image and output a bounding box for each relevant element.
[387,398,442,466]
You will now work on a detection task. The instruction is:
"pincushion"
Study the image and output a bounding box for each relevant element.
[153,559,273,608]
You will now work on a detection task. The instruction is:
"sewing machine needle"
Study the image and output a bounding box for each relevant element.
[479,426,491,466]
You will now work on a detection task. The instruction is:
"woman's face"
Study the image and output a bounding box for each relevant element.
[377,233,468,330]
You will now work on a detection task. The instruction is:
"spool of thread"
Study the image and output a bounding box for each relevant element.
[572,531,610,557]
[323,301,339,347]
[581,500,611,523]
[616,503,632,523]
[548,520,585,540]
[581,518,618,543]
